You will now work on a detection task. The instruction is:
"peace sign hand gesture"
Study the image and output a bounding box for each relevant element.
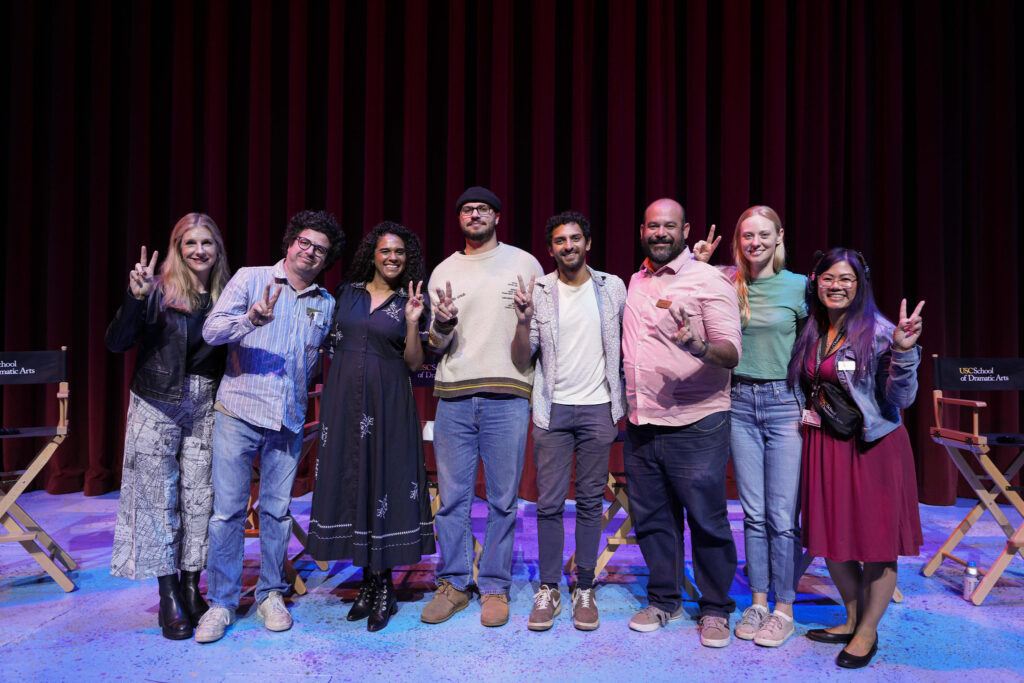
[433,281,459,327]
[248,284,282,327]
[893,298,925,352]
[513,275,536,323]
[692,224,721,263]
[129,246,159,300]
[405,280,426,323]
[668,303,697,347]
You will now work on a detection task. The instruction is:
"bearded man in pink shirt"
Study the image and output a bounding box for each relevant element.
[622,198,742,647]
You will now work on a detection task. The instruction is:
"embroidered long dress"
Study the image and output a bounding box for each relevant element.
[307,282,435,568]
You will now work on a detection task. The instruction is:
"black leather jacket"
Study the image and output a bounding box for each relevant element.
[105,289,225,404]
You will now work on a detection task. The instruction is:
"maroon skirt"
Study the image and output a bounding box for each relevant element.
[801,421,923,562]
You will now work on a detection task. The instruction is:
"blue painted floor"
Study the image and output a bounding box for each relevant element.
[1,491,1022,682]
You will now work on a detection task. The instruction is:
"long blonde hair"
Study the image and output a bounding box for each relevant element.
[159,213,230,312]
[731,205,786,326]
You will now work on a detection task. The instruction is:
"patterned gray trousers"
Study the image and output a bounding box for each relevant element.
[111,375,216,579]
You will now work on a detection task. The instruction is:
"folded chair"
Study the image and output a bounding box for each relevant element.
[564,430,698,599]
[0,348,77,591]
[923,355,1024,604]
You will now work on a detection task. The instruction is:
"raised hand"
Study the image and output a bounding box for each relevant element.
[405,280,425,323]
[129,245,159,299]
[692,224,721,263]
[513,274,536,323]
[667,303,696,347]
[893,298,924,351]
[248,283,282,327]
[433,281,459,326]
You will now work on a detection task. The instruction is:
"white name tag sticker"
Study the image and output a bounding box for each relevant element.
[837,360,856,372]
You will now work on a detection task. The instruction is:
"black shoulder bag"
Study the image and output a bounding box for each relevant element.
[809,333,863,439]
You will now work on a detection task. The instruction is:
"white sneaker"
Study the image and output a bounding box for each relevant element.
[257,591,293,632]
[753,611,794,647]
[735,604,769,640]
[628,604,683,632]
[194,606,234,643]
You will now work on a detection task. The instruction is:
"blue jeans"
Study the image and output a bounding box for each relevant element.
[206,412,303,610]
[624,412,737,618]
[532,403,617,585]
[730,380,803,605]
[433,395,530,594]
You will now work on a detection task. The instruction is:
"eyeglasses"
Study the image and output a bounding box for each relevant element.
[295,236,328,258]
[459,204,494,217]
[818,275,857,288]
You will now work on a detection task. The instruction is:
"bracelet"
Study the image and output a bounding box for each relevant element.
[434,317,458,334]
[689,336,710,358]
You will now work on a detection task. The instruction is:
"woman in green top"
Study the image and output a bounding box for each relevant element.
[700,205,808,647]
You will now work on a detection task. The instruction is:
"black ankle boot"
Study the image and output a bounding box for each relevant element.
[347,573,376,621]
[367,570,397,632]
[157,574,193,640]
[180,570,209,626]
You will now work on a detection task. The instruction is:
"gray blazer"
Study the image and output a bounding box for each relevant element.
[528,265,627,430]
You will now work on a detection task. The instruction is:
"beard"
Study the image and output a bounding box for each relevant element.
[642,236,683,266]
[461,219,496,243]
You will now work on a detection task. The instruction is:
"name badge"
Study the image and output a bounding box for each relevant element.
[801,409,822,428]
[656,299,672,309]
[837,360,856,372]
[306,308,323,324]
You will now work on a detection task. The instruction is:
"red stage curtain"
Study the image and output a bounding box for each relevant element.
[2,0,1020,505]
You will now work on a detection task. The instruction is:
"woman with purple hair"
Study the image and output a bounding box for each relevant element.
[788,248,924,669]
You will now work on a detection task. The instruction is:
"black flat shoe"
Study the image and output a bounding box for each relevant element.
[806,628,855,644]
[157,574,193,640]
[836,637,879,669]
[347,575,376,621]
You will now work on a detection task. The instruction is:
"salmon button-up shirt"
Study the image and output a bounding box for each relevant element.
[622,248,742,427]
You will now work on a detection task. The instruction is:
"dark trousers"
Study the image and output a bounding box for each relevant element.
[624,412,737,617]
[532,403,618,585]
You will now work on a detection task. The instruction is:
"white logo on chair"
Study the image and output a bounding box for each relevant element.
[359,414,374,438]
[320,424,328,447]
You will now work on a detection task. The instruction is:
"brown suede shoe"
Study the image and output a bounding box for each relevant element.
[420,580,470,624]
[480,593,510,627]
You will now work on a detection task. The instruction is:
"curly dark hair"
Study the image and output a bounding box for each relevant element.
[281,210,346,269]
[346,221,426,289]
[544,210,591,245]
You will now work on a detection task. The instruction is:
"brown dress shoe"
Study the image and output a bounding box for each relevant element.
[420,579,470,624]
[480,593,510,627]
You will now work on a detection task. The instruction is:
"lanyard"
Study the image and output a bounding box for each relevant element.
[813,331,845,391]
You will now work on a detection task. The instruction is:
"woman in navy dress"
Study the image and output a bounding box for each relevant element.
[308,221,435,632]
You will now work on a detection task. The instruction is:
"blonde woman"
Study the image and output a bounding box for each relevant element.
[696,206,807,647]
[105,213,231,640]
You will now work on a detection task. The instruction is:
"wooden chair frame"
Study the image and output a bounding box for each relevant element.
[922,355,1024,604]
[0,347,77,591]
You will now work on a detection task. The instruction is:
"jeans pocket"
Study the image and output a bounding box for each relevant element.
[691,411,729,433]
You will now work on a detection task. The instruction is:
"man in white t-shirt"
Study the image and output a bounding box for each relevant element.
[510,210,627,632]
[420,186,544,628]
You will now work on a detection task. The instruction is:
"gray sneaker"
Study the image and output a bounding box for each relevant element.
[735,604,769,640]
[257,591,293,632]
[571,587,600,631]
[194,606,234,643]
[753,612,795,647]
[628,604,683,632]
[527,585,562,631]
[698,614,731,647]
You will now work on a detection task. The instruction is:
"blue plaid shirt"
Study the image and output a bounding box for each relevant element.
[203,260,334,433]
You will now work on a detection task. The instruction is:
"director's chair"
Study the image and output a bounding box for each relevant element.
[0,348,77,591]
[923,356,1024,604]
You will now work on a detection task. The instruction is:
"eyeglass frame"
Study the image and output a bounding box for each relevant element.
[295,235,329,258]
[459,204,495,217]
[818,274,858,288]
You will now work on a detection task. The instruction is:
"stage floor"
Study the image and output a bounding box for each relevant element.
[1,491,1022,682]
